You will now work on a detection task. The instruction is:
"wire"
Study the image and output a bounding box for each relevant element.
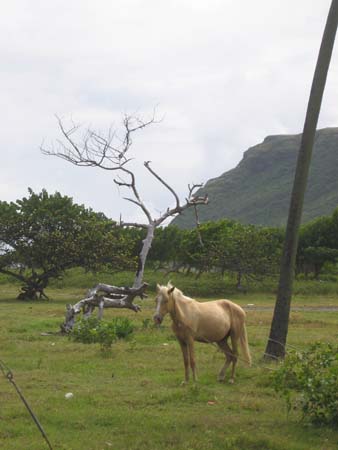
[0,359,53,450]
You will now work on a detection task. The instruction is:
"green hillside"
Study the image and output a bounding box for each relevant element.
[173,127,338,228]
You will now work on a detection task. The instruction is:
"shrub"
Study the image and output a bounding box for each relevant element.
[112,317,134,339]
[273,342,338,426]
[71,316,134,350]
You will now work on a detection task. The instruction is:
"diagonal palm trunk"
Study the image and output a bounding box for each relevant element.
[264,0,338,360]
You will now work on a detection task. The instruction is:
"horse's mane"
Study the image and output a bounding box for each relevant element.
[171,287,184,300]
[166,283,192,303]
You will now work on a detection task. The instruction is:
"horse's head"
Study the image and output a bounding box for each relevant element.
[153,283,175,325]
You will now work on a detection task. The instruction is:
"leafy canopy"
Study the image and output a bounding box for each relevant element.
[0,189,135,298]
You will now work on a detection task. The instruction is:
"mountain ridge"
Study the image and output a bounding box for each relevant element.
[172,127,338,228]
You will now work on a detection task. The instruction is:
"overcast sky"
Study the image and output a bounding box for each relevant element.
[1,0,337,223]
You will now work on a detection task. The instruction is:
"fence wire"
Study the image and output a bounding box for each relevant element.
[0,359,53,450]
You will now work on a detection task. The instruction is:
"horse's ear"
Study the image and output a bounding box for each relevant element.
[156,283,161,293]
[168,286,175,295]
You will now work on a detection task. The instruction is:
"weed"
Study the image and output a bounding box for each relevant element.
[70,316,134,351]
[142,318,152,329]
[273,342,338,426]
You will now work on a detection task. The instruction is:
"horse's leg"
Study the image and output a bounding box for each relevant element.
[229,334,239,384]
[187,336,197,382]
[178,339,190,383]
[217,338,233,382]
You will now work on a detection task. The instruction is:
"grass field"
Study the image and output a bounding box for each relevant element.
[1,275,338,450]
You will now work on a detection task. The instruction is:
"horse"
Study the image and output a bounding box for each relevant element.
[153,283,251,384]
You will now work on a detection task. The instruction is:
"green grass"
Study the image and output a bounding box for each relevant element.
[3,267,338,300]
[1,281,338,450]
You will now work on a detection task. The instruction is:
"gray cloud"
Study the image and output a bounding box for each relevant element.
[1,0,336,222]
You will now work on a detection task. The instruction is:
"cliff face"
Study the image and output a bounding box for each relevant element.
[172,128,338,228]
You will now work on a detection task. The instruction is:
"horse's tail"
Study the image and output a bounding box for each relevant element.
[238,321,252,366]
[230,303,252,366]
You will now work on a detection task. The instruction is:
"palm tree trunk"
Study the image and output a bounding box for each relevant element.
[264,0,338,360]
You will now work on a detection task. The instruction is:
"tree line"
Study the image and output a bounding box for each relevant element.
[148,210,338,284]
[1,189,338,299]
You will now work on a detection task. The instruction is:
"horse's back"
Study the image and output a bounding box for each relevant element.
[192,299,233,341]
[197,298,245,317]
[198,298,246,334]
[176,295,246,342]
[218,299,246,319]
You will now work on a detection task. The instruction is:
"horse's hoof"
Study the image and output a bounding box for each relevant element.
[229,378,235,384]
[181,380,188,386]
[218,377,225,383]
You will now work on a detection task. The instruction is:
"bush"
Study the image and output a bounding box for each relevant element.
[273,342,338,426]
[71,316,134,350]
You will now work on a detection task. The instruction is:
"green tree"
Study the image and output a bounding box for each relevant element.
[302,247,338,279]
[148,226,184,269]
[297,212,338,277]
[178,220,233,275]
[0,189,133,299]
[213,223,282,288]
[165,220,282,287]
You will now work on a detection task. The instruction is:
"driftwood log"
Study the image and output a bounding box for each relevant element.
[60,282,148,333]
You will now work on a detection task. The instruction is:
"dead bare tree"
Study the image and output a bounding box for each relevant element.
[42,113,208,332]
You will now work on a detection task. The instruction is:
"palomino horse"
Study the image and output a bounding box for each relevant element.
[153,283,251,383]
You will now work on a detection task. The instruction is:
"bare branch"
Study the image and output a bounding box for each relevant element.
[142,162,208,227]
[114,179,133,189]
[154,184,208,226]
[188,183,203,198]
[144,161,180,209]
[41,113,156,172]
[193,204,204,247]
[122,197,144,208]
[117,166,153,223]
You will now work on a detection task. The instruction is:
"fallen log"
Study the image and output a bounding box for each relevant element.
[60,282,148,333]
